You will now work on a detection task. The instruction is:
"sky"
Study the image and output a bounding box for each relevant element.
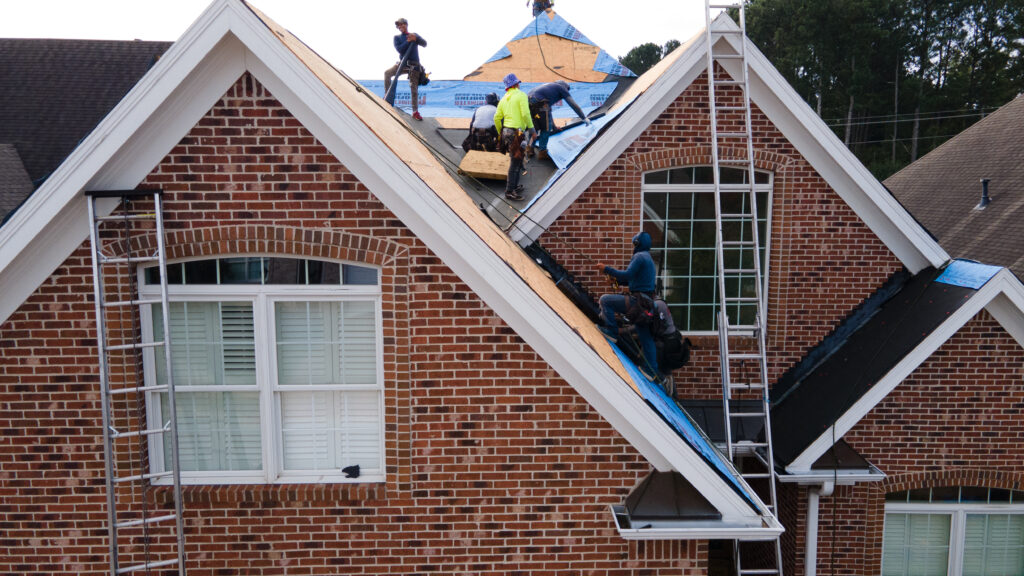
[0,0,717,80]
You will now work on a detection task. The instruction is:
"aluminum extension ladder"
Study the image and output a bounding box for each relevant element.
[86,189,186,575]
[704,3,783,575]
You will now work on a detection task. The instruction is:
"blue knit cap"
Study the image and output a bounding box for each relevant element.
[502,73,521,90]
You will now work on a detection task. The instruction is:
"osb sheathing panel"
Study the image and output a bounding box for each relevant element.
[459,151,509,180]
[244,2,634,388]
[464,35,609,84]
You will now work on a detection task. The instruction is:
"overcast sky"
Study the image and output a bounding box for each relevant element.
[0,0,718,79]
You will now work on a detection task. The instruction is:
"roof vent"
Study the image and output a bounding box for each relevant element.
[975,178,991,210]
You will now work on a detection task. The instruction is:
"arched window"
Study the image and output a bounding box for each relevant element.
[140,256,383,484]
[882,486,1024,575]
[642,166,772,332]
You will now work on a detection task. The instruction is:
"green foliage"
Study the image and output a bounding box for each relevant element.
[619,39,683,76]
[741,0,1024,178]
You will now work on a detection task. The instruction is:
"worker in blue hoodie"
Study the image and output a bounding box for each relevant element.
[598,231,659,376]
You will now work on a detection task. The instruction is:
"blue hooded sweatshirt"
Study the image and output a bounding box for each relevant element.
[604,231,656,294]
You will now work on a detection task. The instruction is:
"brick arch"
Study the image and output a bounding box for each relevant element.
[881,469,1024,494]
[628,145,795,176]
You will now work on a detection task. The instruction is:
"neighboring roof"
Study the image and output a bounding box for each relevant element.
[885,95,1024,279]
[0,0,778,534]
[506,14,948,275]
[773,260,1024,472]
[464,9,635,83]
[0,39,171,186]
[0,144,33,220]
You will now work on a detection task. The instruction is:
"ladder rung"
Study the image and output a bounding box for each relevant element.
[712,54,745,60]
[722,240,757,246]
[114,470,173,484]
[115,513,177,529]
[713,79,745,86]
[728,353,763,360]
[715,131,749,138]
[739,570,779,575]
[103,298,163,308]
[100,256,160,265]
[724,296,760,302]
[729,383,765,390]
[116,558,178,574]
[95,213,156,222]
[722,268,757,274]
[735,441,769,448]
[106,341,164,351]
[110,423,170,439]
[730,411,766,418]
[109,384,168,396]
[742,472,773,479]
[717,158,752,164]
[714,29,745,35]
[721,213,754,219]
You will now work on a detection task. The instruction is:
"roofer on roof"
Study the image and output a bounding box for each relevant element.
[463,93,500,153]
[494,73,535,201]
[529,0,554,17]
[598,231,659,377]
[528,80,591,153]
[384,17,428,121]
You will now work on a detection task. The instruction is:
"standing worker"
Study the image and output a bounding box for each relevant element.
[384,18,427,121]
[598,231,659,377]
[528,80,591,152]
[493,74,536,201]
[529,0,554,16]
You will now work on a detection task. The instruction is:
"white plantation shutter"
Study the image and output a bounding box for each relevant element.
[154,302,255,386]
[220,303,256,386]
[340,301,377,385]
[963,514,1024,576]
[161,391,261,471]
[275,301,377,386]
[280,390,381,473]
[883,513,951,576]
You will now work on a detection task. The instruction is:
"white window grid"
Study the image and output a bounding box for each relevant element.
[641,169,774,334]
[138,259,386,485]
[883,501,1024,576]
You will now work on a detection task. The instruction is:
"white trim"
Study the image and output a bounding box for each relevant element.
[777,467,885,486]
[787,269,1024,472]
[610,506,784,541]
[509,14,947,274]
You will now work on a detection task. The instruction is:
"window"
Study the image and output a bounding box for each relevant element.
[882,487,1024,576]
[642,166,772,332]
[141,256,384,484]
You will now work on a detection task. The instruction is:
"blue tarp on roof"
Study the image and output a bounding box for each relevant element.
[607,337,761,511]
[359,79,618,119]
[484,11,636,78]
[936,259,1002,290]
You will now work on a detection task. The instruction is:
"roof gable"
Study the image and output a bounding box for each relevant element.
[0,0,778,534]
[508,14,947,274]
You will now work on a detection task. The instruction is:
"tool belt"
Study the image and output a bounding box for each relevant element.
[625,292,656,327]
[500,128,526,160]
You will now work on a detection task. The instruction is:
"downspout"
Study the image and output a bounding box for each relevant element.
[805,481,834,576]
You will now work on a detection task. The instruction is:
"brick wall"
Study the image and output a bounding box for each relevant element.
[792,311,1024,575]
[538,72,903,398]
[0,74,706,575]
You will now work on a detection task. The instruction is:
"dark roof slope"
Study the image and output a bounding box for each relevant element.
[0,144,33,220]
[770,265,980,465]
[885,95,1024,279]
[0,38,171,187]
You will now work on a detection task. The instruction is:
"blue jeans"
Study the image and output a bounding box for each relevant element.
[600,293,659,376]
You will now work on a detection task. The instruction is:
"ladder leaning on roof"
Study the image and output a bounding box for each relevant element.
[86,189,186,576]
[704,3,783,575]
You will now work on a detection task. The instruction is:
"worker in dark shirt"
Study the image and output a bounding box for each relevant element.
[527,80,591,152]
[530,0,554,16]
[384,18,427,120]
[598,231,659,376]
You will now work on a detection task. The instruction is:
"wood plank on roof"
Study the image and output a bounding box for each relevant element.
[458,151,509,180]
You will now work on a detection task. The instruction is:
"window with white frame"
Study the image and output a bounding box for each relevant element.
[882,486,1024,576]
[641,166,772,332]
[141,256,384,484]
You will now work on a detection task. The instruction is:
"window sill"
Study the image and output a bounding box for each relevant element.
[149,480,388,505]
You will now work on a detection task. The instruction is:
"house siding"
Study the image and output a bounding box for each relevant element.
[791,311,1024,576]
[537,72,903,399]
[0,74,705,575]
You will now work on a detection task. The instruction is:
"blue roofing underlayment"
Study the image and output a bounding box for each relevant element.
[607,337,761,511]
[360,80,618,119]
[935,259,1002,289]
[484,11,636,78]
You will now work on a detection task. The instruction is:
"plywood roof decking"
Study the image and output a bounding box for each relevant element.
[243,2,635,388]
[465,34,608,84]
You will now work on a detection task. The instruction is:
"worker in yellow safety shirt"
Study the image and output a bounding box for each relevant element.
[493,73,536,201]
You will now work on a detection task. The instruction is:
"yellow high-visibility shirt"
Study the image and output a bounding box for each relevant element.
[493,88,534,132]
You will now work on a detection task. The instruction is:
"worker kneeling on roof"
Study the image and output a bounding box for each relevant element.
[463,93,500,153]
[528,80,591,153]
[598,231,659,377]
[494,73,536,201]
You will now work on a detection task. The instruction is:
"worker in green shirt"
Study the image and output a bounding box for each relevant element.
[494,73,536,201]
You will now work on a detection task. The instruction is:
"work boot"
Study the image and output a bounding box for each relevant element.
[412,111,423,121]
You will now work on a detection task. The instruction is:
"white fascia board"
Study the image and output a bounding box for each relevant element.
[611,507,784,541]
[508,36,709,246]
[229,10,768,524]
[714,33,947,273]
[786,274,1016,472]
[0,0,247,324]
[777,468,886,486]
[983,270,1024,347]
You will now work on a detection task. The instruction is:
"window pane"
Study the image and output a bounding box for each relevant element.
[162,391,261,471]
[644,170,668,184]
[668,167,694,184]
[219,257,266,284]
[343,264,378,286]
[963,514,1024,576]
[265,258,305,284]
[643,192,668,220]
[308,261,341,285]
[183,259,218,284]
[276,301,377,386]
[153,302,256,387]
[280,390,381,473]
[719,167,746,184]
[882,513,951,576]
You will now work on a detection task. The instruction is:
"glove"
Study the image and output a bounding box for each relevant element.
[584,118,593,127]
[596,263,606,274]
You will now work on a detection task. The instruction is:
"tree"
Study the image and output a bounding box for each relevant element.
[619,40,683,75]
